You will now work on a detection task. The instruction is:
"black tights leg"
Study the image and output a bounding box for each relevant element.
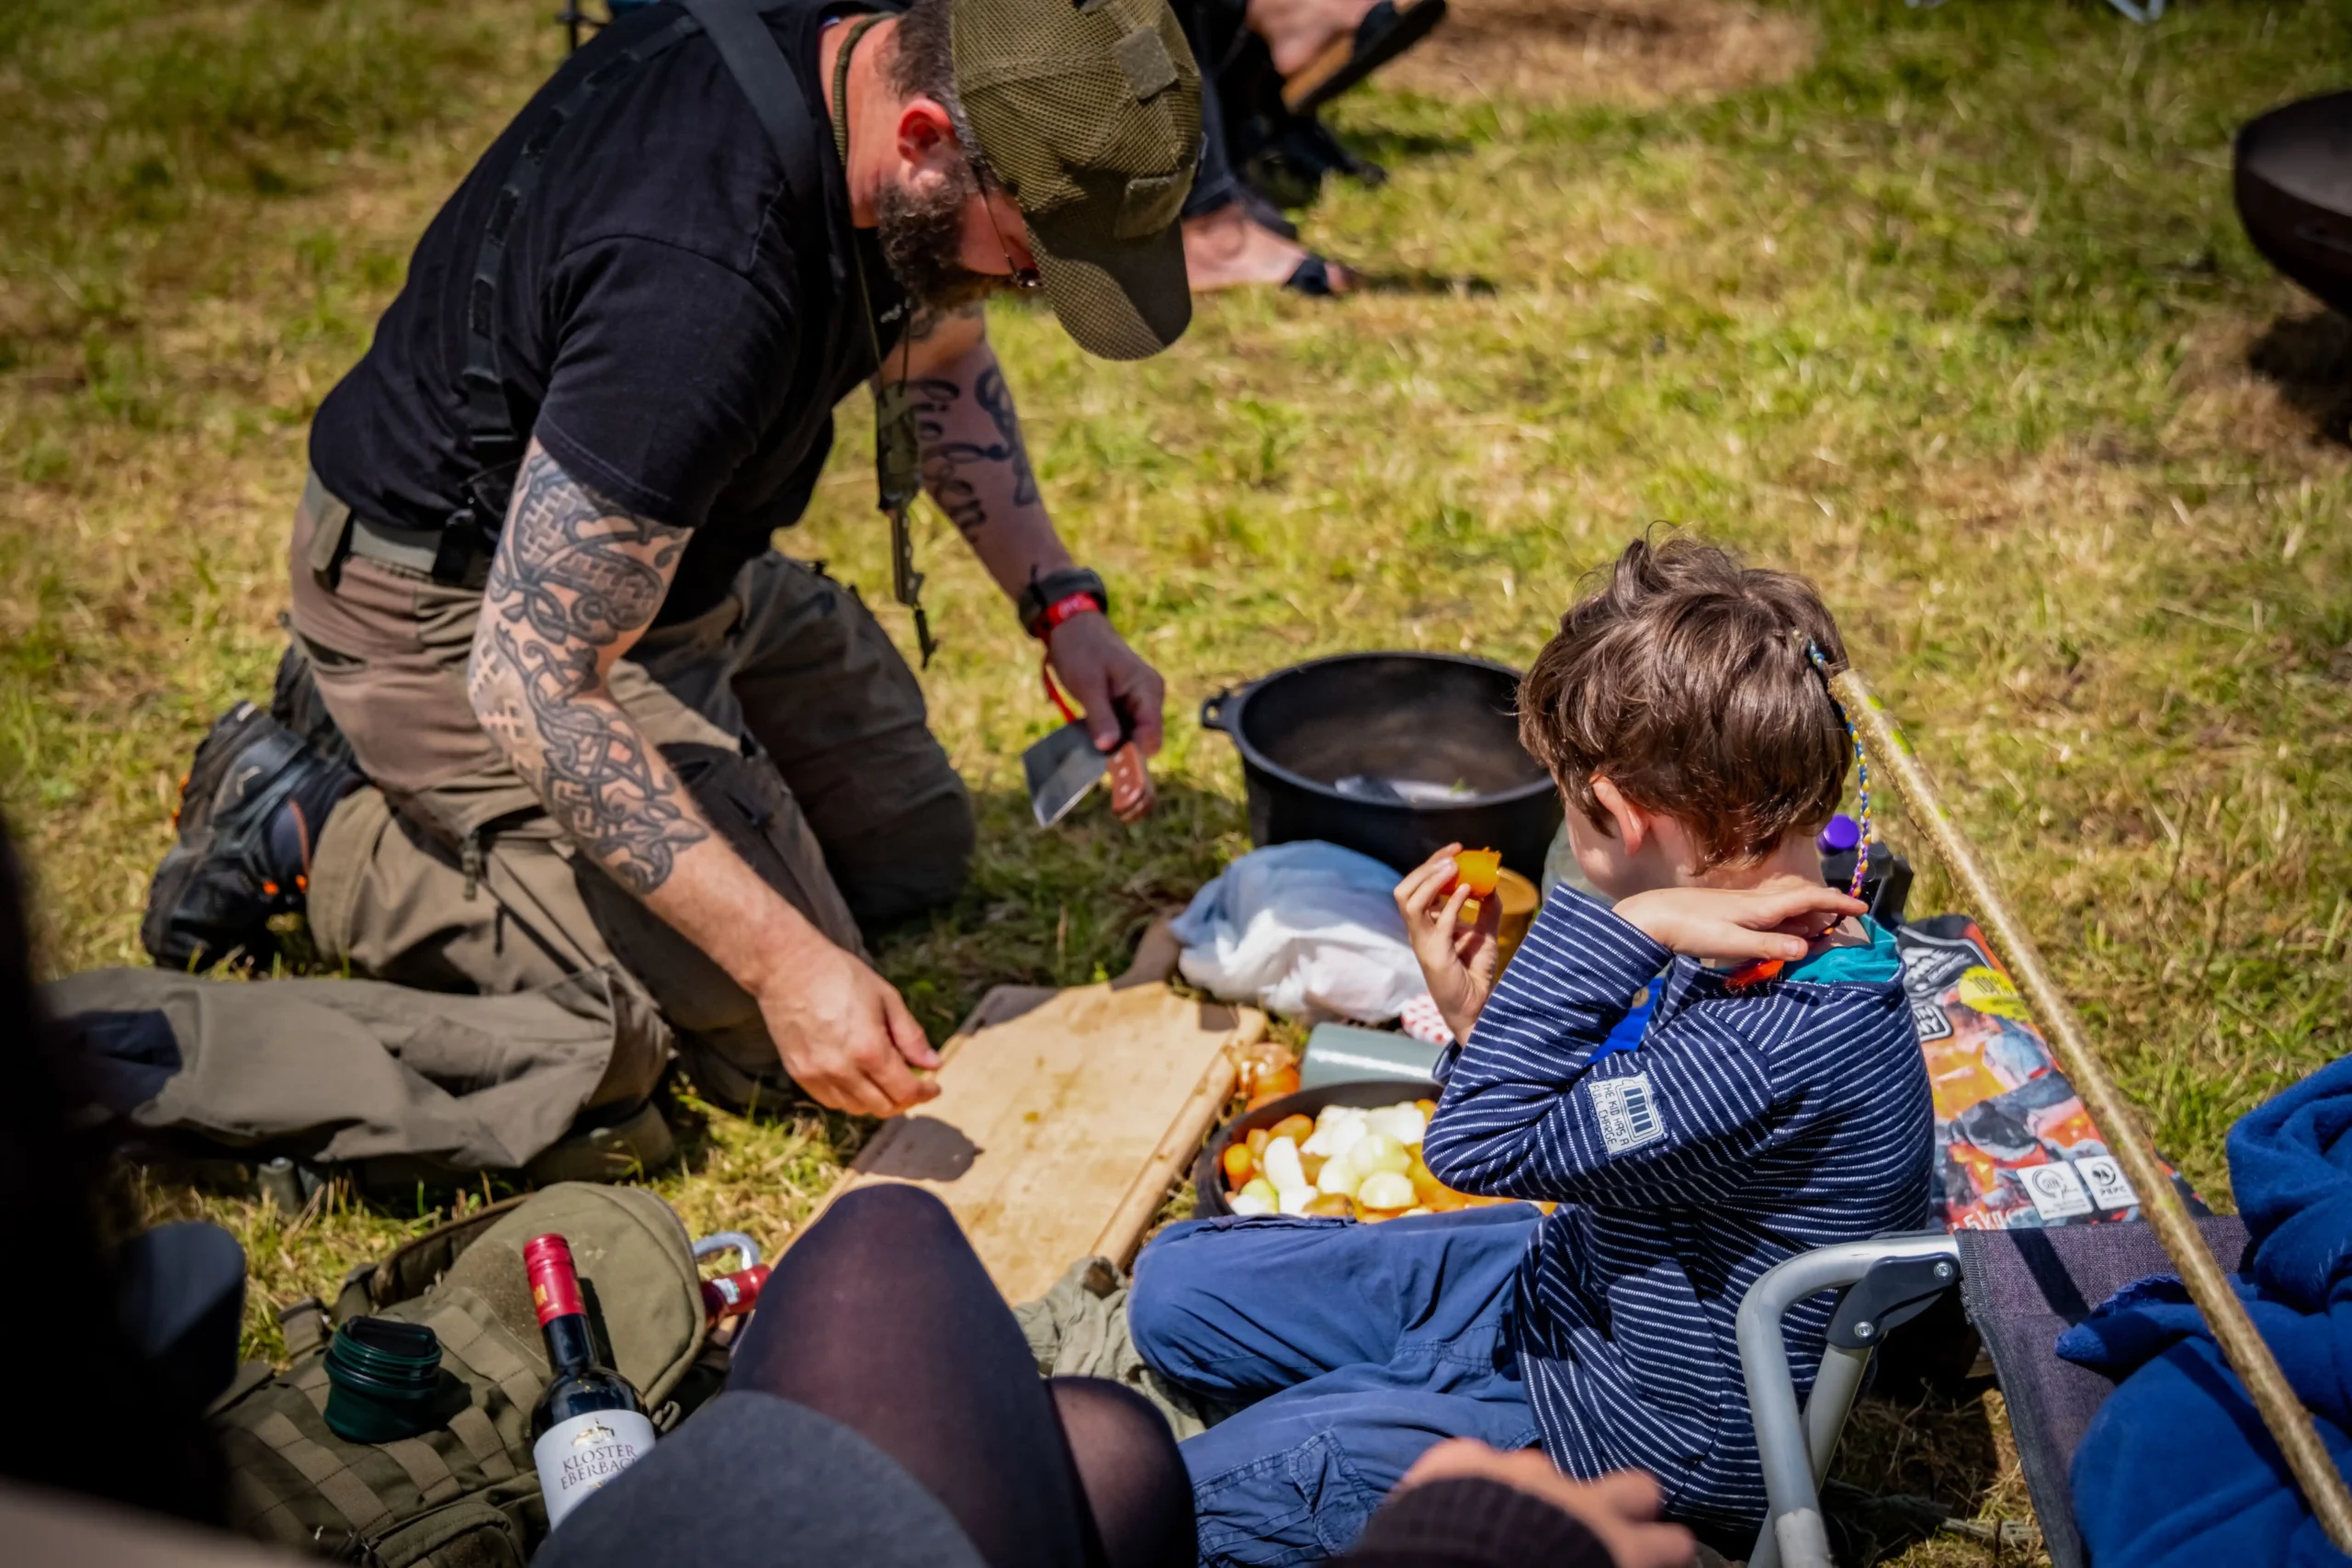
[729,1185,1193,1568]
[1051,1378,1196,1568]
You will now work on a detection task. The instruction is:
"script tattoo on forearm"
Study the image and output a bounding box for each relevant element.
[910,364,1039,543]
[911,377,987,541]
[469,447,708,898]
[974,366,1040,507]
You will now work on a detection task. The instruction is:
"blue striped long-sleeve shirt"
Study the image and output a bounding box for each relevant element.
[1422,887,1933,1533]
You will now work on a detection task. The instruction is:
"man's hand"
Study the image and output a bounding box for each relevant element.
[1394,845,1502,1042]
[1046,611,1166,760]
[1611,881,1865,966]
[1392,1440,1695,1568]
[752,940,941,1118]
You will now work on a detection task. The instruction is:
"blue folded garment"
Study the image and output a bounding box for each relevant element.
[2055,1055,2352,1567]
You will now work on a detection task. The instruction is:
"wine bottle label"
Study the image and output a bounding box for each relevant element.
[534,1409,655,1529]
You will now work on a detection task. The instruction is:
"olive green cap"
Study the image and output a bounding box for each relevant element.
[951,0,1201,359]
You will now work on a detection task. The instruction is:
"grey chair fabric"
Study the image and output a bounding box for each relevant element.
[1955,1215,2251,1568]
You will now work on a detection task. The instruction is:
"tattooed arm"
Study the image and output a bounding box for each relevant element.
[901,304,1059,588]
[899,306,1167,755]
[467,441,938,1117]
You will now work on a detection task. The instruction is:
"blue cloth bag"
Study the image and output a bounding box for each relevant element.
[2056,1054,2352,1567]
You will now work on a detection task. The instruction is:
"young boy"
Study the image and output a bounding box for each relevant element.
[1128,538,1936,1565]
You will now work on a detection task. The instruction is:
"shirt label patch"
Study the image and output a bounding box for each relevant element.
[1590,1072,1666,1156]
[2019,1159,2094,1222]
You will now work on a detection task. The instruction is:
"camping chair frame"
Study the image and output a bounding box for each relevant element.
[1739,1234,1962,1568]
[1824,666,2352,1551]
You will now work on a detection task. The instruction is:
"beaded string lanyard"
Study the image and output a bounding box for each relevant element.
[1724,633,1871,989]
[1804,634,1871,900]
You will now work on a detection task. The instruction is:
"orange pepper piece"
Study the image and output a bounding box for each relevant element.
[1453,848,1502,898]
[1221,1144,1256,1187]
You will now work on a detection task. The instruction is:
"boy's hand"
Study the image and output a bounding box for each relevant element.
[1395,844,1502,1042]
[1392,1440,1696,1568]
[1611,882,1865,965]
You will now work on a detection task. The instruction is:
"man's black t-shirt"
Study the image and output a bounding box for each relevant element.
[310,0,908,625]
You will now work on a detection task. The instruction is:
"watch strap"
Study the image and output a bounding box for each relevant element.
[1020,568,1110,639]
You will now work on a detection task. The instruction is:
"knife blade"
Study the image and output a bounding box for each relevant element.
[1023,721,1110,828]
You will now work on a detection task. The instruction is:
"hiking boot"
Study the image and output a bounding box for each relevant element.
[142,702,359,972]
[523,1100,678,1185]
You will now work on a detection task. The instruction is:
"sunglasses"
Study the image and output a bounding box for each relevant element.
[979,179,1043,291]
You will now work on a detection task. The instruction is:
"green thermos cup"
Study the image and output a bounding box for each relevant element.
[322,1316,447,1443]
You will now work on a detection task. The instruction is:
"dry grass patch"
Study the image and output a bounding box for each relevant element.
[1385,0,1815,107]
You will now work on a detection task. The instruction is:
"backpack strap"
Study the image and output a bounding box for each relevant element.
[448,6,705,577]
[674,0,825,201]
[291,1356,334,1416]
[446,1405,520,1482]
[247,1410,399,1536]
[378,1437,466,1507]
[417,1297,544,1414]
[448,0,824,584]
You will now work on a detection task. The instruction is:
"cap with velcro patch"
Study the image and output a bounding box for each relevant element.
[952,0,1203,359]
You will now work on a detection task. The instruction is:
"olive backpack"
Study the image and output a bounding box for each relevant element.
[209,1184,725,1567]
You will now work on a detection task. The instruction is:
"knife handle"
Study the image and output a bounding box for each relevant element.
[1107,742,1155,824]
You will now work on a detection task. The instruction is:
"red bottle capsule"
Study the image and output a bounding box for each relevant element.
[700,1263,771,1325]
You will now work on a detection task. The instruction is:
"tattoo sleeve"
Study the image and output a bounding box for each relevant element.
[468,444,710,898]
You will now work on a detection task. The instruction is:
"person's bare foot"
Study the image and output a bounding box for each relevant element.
[1182,202,1358,294]
[1244,0,1376,79]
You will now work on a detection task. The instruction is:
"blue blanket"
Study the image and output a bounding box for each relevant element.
[2055,1055,2352,1566]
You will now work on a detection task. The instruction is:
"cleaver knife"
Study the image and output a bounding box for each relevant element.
[1023,721,1155,828]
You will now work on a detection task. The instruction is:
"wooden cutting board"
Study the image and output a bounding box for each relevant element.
[796,975,1262,1302]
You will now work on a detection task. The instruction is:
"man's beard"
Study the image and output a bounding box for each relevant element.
[876,165,1009,313]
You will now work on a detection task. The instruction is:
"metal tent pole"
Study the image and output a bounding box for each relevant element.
[1828,667,2352,1553]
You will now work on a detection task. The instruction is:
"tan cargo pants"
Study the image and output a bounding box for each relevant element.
[288,476,975,1111]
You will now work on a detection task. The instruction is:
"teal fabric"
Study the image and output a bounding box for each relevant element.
[1785,917,1901,986]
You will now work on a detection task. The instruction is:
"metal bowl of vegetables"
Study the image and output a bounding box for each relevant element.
[1191,1080,1511,1221]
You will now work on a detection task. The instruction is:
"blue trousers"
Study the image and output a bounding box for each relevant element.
[1129,1205,1544,1567]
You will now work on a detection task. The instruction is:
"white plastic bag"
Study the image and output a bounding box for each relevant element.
[1170,841,1426,1022]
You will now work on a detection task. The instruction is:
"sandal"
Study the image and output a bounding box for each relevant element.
[1283,254,1353,297]
[1280,0,1450,118]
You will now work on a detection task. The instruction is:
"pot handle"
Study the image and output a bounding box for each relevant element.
[1200,686,1239,734]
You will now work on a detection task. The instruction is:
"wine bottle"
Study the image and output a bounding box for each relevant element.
[526,1233,655,1530]
[699,1261,770,1326]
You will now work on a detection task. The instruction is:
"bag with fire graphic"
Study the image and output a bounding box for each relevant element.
[1897,917,2205,1231]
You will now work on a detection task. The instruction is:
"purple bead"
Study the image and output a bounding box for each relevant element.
[1818,814,1861,853]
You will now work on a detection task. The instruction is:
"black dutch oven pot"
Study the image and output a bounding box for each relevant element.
[1200,652,1562,880]
[2236,91,2352,316]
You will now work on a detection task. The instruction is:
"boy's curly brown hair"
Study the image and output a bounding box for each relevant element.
[1518,536,1852,871]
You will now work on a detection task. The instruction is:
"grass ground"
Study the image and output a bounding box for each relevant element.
[6,0,2350,1560]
